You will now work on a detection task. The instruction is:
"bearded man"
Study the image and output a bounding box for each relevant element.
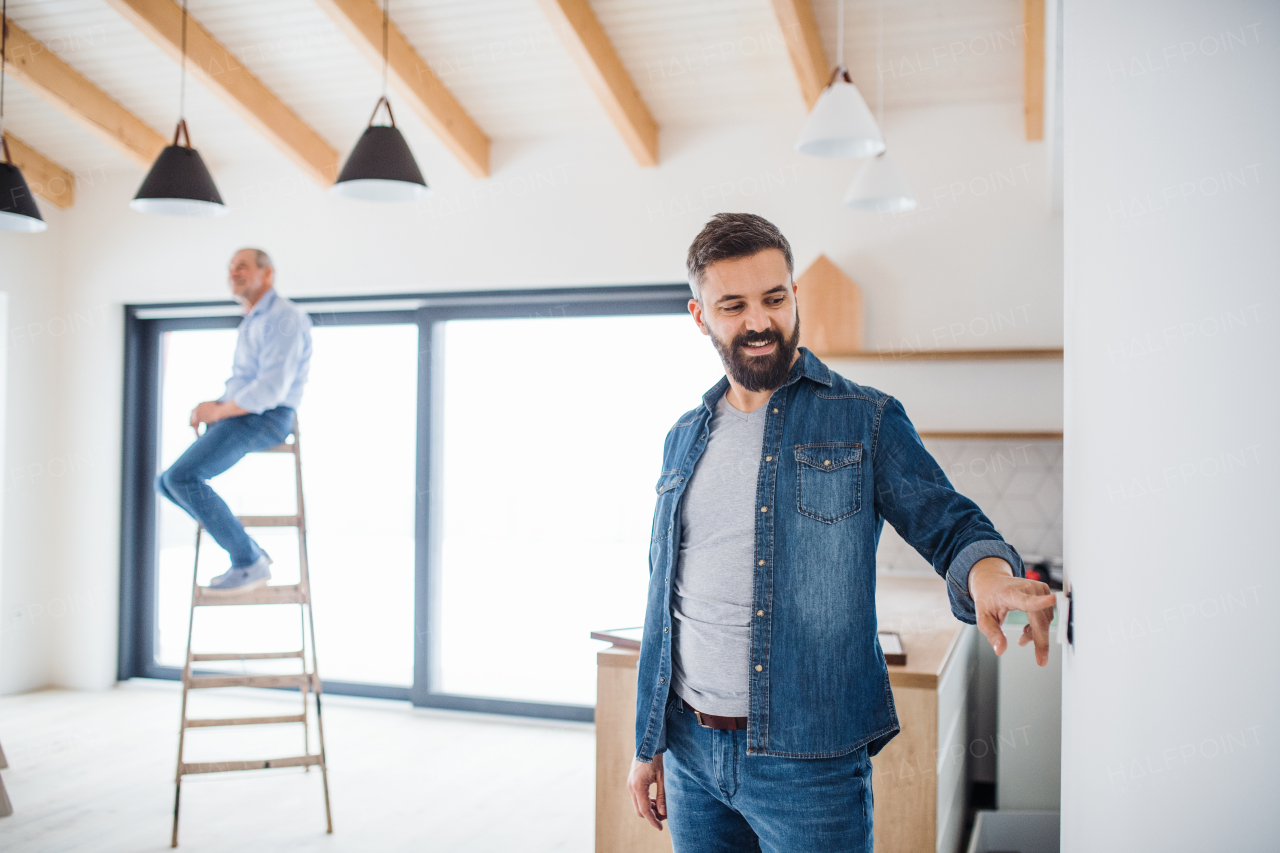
[626,213,1055,852]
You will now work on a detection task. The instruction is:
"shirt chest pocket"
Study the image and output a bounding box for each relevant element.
[651,474,682,541]
[795,443,862,523]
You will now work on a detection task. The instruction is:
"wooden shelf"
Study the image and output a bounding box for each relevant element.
[823,347,1063,362]
[918,430,1063,441]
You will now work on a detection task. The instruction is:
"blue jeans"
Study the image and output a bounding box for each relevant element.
[664,696,874,853]
[156,407,295,568]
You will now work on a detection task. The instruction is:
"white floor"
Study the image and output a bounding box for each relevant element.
[0,680,595,852]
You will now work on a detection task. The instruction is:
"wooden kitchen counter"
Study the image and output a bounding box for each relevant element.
[877,575,970,690]
[593,575,975,853]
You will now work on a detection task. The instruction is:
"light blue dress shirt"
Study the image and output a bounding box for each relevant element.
[219,287,313,415]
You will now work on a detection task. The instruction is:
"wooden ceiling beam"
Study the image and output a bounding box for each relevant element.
[534,0,658,167]
[104,0,340,185]
[312,0,490,178]
[1023,0,1045,141]
[3,132,75,208]
[1,15,166,167]
[769,0,829,110]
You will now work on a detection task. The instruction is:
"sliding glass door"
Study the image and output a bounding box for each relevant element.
[433,314,723,707]
[145,318,419,693]
[121,286,721,718]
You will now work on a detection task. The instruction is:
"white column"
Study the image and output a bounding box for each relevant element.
[1063,1,1280,849]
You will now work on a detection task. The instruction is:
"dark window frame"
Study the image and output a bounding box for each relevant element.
[119,284,692,721]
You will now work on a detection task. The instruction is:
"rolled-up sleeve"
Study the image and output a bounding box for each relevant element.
[872,397,1024,624]
[943,539,1025,623]
[226,312,309,415]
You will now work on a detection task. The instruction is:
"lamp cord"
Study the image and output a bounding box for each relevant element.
[381,0,389,100]
[836,0,844,69]
[875,0,884,127]
[1,0,8,144]
[179,0,188,124]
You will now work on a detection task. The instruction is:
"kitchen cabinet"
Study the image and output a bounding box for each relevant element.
[593,576,975,853]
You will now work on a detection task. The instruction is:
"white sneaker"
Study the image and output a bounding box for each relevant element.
[205,553,272,596]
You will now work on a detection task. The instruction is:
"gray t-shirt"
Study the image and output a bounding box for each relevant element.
[670,395,767,716]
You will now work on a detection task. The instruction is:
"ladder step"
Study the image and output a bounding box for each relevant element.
[193,584,308,607]
[236,515,302,528]
[187,673,316,690]
[184,714,306,728]
[190,651,304,661]
[180,755,321,775]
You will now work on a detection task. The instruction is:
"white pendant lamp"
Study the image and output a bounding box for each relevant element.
[332,0,429,202]
[843,0,917,212]
[0,2,47,233]
[795,0,884,159]
[843,153,917,212]
[130,0,227,216]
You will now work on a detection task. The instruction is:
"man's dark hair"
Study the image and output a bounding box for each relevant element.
[686,213,794,301]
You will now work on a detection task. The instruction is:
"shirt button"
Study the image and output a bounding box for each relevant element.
[758,559,765,566]
[772,408,778,413]
[663,627,669,633]
[659,676,666,683]
[824,460,831,466]
[757,609,764,616]
[765,455,772,462]
[755,665,763,672]
[760,506,768,513]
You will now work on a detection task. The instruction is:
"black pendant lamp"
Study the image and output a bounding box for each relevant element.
[332,0,428,202]
[0,147,45,232]
[0,2,46,233]
[130,0,226,217]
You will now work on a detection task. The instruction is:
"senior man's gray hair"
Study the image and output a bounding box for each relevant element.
[237,247,274,270]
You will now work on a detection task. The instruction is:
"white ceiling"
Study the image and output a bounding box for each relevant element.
[0,0,1024,178]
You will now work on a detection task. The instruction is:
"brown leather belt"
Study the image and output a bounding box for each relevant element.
[688,703,747,730]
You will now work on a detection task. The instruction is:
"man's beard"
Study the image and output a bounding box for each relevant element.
[708,316,802,393]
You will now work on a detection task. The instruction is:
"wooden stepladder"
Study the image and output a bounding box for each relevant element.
[171,419,332,847]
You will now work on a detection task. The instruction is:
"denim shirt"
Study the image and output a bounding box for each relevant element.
[635,349,1023,761]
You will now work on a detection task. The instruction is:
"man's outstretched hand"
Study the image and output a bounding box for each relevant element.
[968,557,1057,666]
[627,754,666,830]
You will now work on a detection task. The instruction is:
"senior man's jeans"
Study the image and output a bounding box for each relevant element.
[663,695,874,853]
[156,407,295,569]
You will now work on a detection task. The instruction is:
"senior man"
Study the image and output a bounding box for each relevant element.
[156,248,313,595]
[627,214,1056,852]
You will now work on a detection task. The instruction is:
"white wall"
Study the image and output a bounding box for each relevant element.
[4,98,1061,691]
[1063,1,1279,849]
[0,204,70,694]
[54,101,1062,338]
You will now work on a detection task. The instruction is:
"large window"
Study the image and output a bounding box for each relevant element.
[153,324,418,687]
[436,315,722,706]
[121,286,719,719]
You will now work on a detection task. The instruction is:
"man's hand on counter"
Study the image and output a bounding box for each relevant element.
[627,754,666,830]
[969,557,1057,666]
